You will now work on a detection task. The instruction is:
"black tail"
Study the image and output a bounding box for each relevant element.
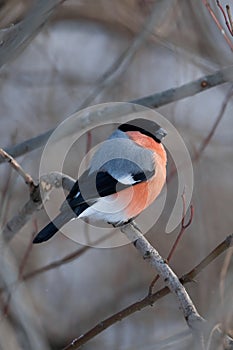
[33,221,59,244]
[33,210,74,244]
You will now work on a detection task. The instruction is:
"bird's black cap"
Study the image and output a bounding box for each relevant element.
[118,118,167,143]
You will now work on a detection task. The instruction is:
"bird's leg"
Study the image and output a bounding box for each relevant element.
[110,218,134,228]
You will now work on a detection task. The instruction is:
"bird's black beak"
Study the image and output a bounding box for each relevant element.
[156,127,167,141]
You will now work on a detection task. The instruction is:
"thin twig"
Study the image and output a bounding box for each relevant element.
[203,0,233,51]
[63,233,233,350]
[167,202,193,262]
[194,86,233,161]
[217,1,233,35]
[1,65,233,165]
[181,234,233,284]
[226,5,233,33]
[0,148,36,191]
[167,195,194,260]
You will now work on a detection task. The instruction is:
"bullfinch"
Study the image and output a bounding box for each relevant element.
[33,118,167,244]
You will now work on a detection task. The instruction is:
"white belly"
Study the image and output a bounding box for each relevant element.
[78,194,129,224]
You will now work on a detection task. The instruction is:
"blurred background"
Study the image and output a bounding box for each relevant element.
[0,0,233,349]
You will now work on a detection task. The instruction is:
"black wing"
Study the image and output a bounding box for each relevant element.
[64,165,155,211]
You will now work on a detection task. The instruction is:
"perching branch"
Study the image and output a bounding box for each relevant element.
[1,64,233,165]
[63,233,233,350]
[120,222,205,348]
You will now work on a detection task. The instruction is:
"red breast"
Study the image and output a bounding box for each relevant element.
[113,131,167,219]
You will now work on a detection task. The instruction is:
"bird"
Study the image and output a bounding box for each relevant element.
[33,118,167,244]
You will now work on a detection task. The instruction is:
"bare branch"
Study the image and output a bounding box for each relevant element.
[132,66,233,107]
[1,64,233,165]
[181,234,233,284]
[2,172,75,242]
[0,0,64,69]
[0,130,53,164]
[166,201,193,260]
